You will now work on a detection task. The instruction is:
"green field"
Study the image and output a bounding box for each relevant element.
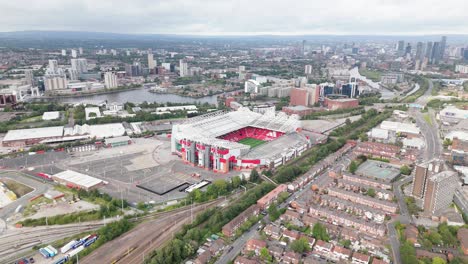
[238,137,266,148]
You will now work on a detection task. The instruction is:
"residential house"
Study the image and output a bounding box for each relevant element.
[234,256,260,264]
[332,245,351,260]
[244,239,267,255]
[283,229,301,242]
[194,250,211,264]
[314,240,334,254]
[268,245,284,260]
[352,252,370,264]
[283,251,301,264]
[264,224,282,240]
[458,228,468,255]
[222,204,260,237]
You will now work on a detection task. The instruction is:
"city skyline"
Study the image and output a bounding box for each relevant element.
[0,0,468,35]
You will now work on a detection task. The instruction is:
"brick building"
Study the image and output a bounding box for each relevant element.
[324,98,359,110]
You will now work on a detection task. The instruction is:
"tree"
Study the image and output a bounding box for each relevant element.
[400,165,412,175]
[432,257,446,264]
[260,247,273,262]
[366,188,376,198]
[250,169,260,183]
[312,223,330,242]
[231,176,241,189]
[400,240,418,264]
[268,203,281,221]
[345,118,351,125]
[340,239,351,248]
[349,161,358,174]
[290,237,310,253]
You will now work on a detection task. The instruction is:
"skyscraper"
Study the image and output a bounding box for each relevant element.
[148,53,157,70]
[412,159,445,198]
[415,42,424,61]
[61,49,67,56]
[425,42,433,61]
[24,69,34,85]
[179,59,188,77]
[397,40,405,55]
[423,171,459,216]
[71,49,77,58]
[79,47,83,55]
[71,58,88,74]
[104,72,118,88]
[305,65,313,75]
[439,36,447,61]
[48,60,59,74]
[432,42,441,64]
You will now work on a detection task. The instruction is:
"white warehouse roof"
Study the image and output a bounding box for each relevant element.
[380,121,420,135]
[53,170,105,189]
[42,111,60,120]
[3,126,64,142]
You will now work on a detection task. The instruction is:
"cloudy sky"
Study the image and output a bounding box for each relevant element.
[0,0,466,35]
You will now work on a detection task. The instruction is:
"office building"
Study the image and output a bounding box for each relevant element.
[68,68,78,81]
[425,42,433,60]
[405,43,412,56]
[148,53,157,69]
[71,58,88,74]
[162,63,171,71]
[305,64,313,75]
[179,59,189,77]
[397,40,405,55]
[455,65,468,74]
[431,42,441,64]
[24,69,34,85]
[440,36,447,61]
[415,42,424,61]
[423,171,459,216]
[48,60,59,74]
[104,72,118,89]
[71,49,77,58]
[125,62,142,77]
[412,159,445,198]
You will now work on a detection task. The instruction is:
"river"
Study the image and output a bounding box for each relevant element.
[38,88,220,105]
[349,67,397,100]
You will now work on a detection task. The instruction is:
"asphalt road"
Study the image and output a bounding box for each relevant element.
[215,153,352,264]
[387,176,413,264]
[0,171,49,233]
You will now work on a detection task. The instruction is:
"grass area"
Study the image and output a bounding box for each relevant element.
[423,113,432,125]
[0,178,33,197]
[22,196,53,217]
[359,68,382,82]
[18,115,43,123]
[238,137,266,148]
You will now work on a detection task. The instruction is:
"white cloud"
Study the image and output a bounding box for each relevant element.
[0,0,467,35]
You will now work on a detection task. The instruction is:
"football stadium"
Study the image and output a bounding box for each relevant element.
[171,107,317,173]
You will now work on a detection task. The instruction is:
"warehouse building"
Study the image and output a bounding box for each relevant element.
[53,170,107,191]
[2,126,64,147]
[104,136,132,148]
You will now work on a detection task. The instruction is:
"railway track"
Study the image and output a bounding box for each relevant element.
[82,198,227,264]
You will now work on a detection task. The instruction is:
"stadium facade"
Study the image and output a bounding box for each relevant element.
[171,108,315,173]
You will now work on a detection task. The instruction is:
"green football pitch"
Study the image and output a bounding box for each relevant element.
[238,137,266,148]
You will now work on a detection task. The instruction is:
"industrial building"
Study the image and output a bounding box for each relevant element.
[53,170,107,191]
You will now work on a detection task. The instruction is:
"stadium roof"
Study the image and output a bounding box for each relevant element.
[173,108,301,150]
[3,126,64,142]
